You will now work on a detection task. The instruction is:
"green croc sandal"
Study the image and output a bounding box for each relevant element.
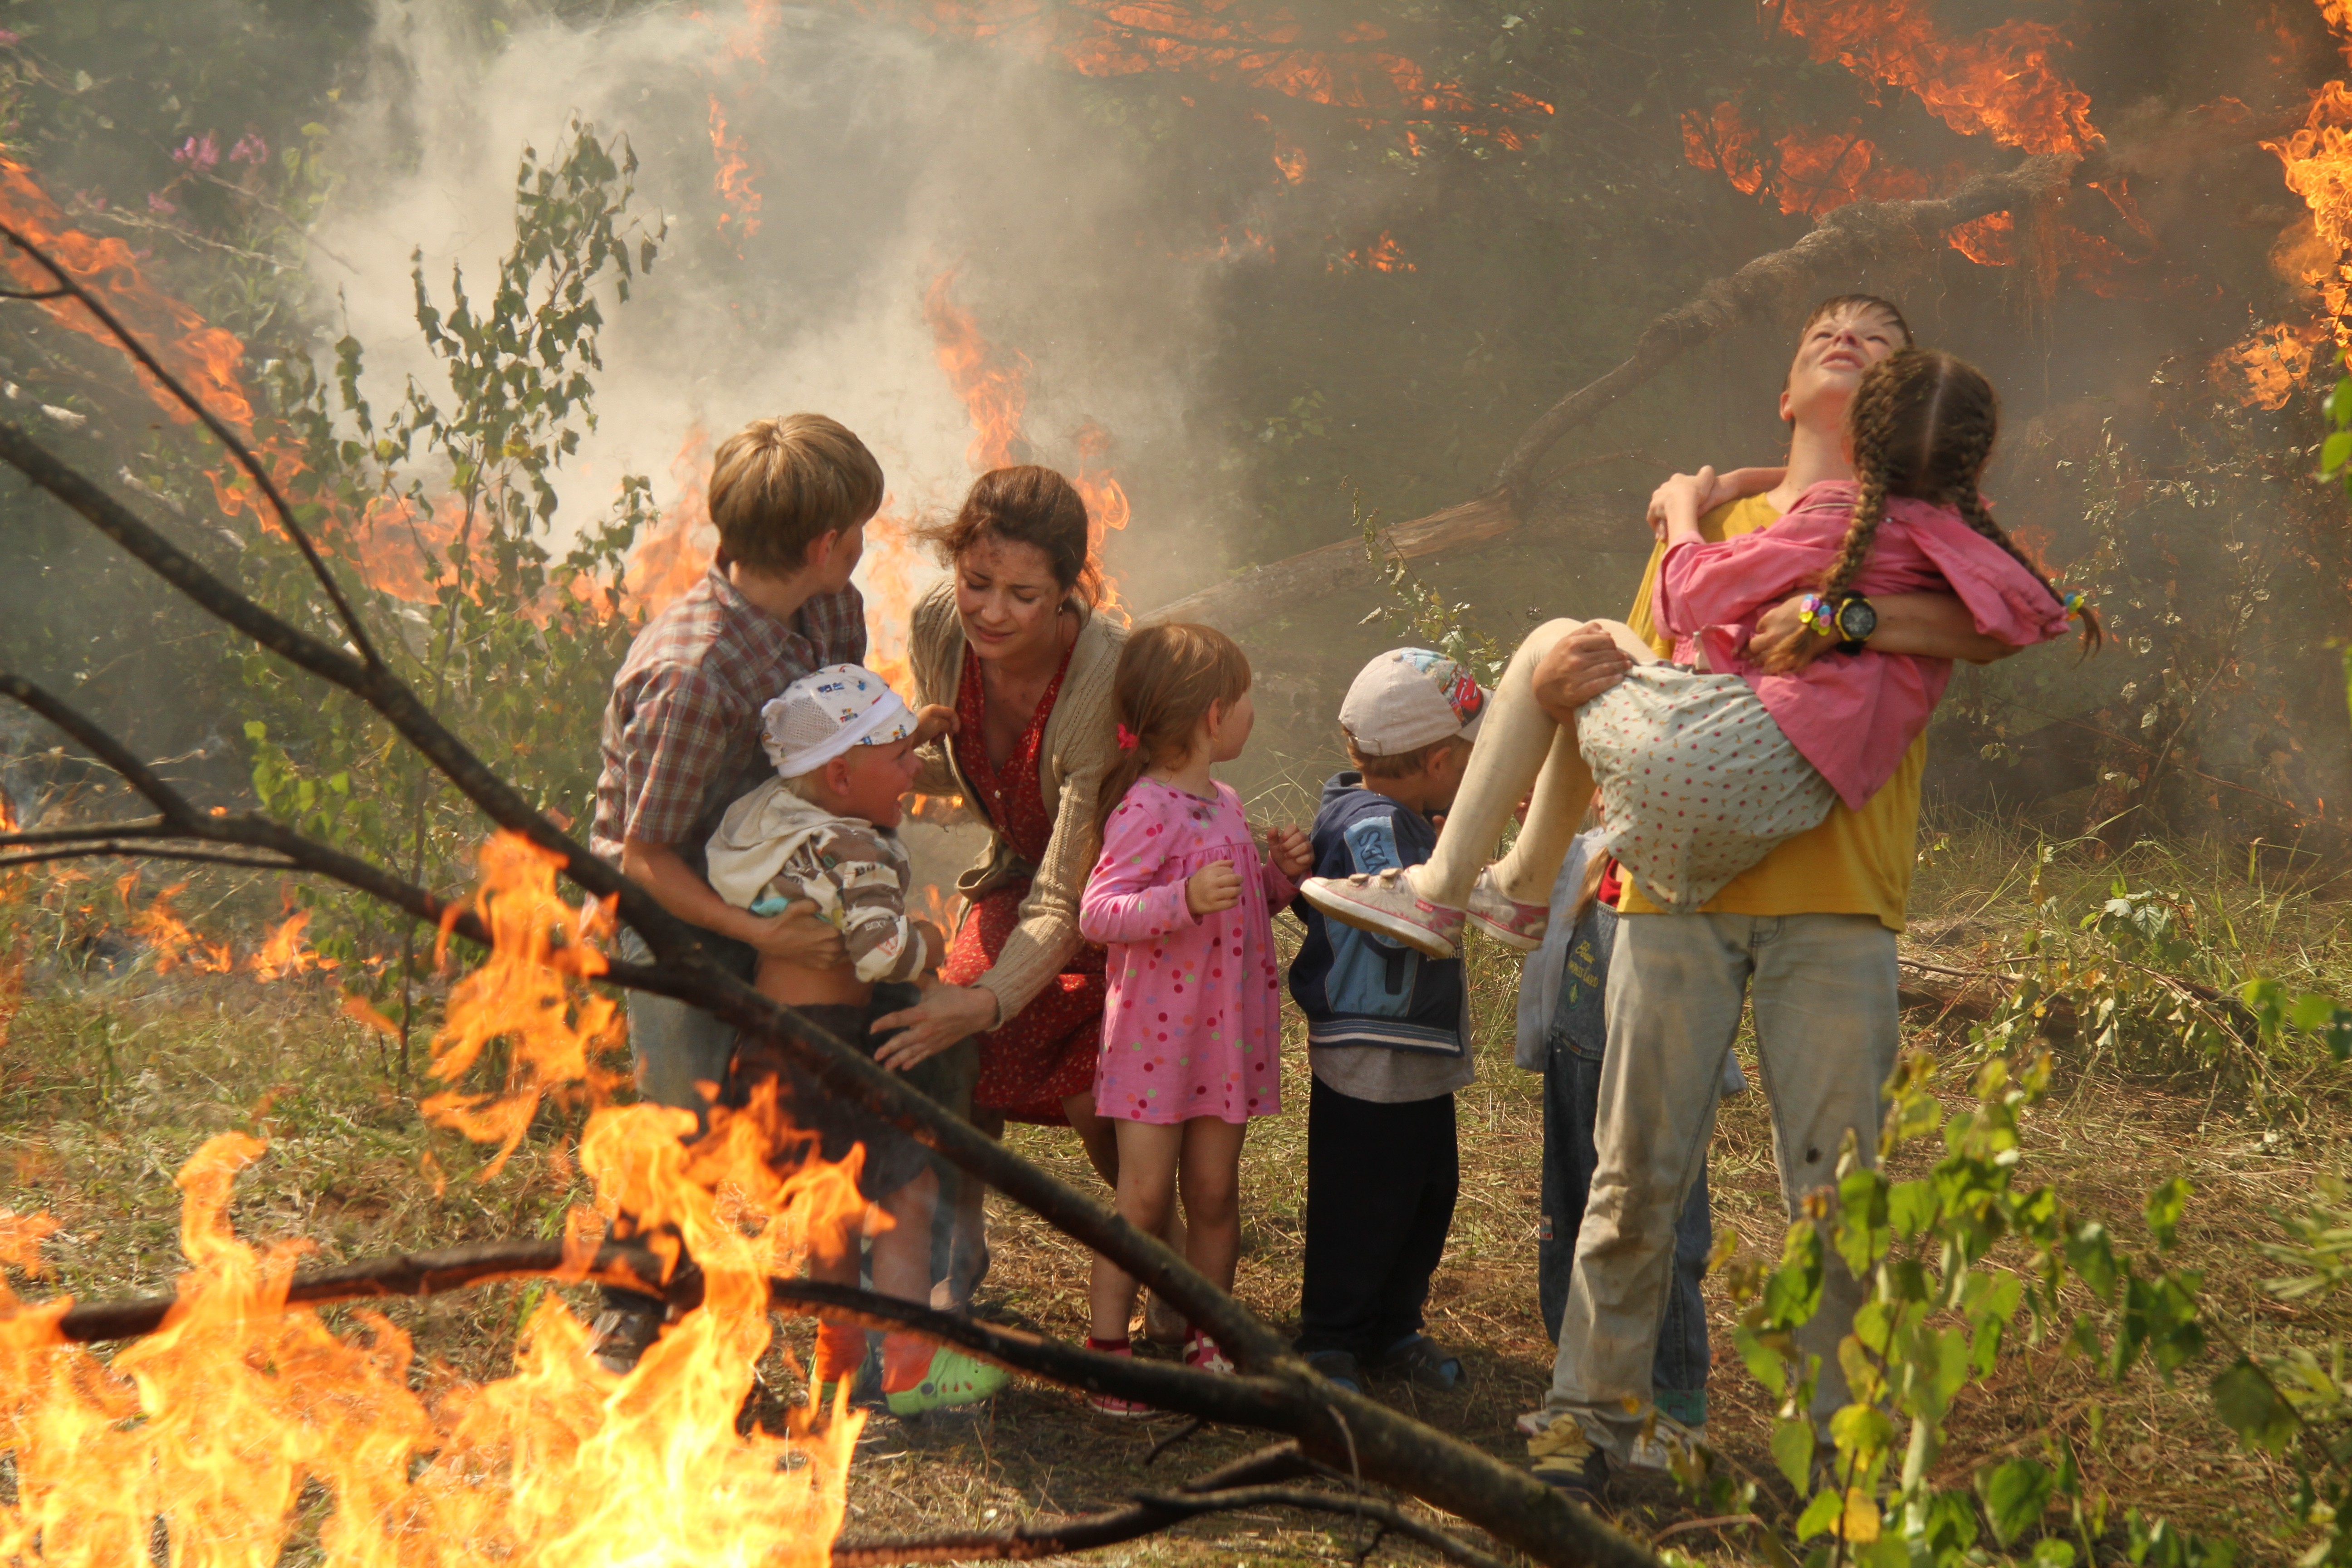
[885,1346,1011,1415]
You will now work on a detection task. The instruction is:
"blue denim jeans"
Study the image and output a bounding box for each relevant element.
[1541,1027,1712,1426]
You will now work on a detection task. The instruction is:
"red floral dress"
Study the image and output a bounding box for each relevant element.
[940,645,1107,1125]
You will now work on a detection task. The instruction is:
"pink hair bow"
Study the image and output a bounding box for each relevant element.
[1116,723,1140,750]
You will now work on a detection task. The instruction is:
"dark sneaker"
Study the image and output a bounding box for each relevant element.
[1526,1414,1610,1504]
[1375,1332,1464,1391]
[586,1297,666,1375]
[1304,1348,1367,1396]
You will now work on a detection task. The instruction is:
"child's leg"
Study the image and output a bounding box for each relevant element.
[1174,1116,1251,1294]
[1087,1119,1185,1343]
[1417,618,1657,908]
[808,1208,868,1390]
[868,1169,949,1394]
[870,1167,939,1306]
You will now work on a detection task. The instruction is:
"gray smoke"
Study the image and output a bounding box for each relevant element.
[310,0,1245,617]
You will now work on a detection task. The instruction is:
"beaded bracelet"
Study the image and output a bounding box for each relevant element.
[1796,593,1839,637]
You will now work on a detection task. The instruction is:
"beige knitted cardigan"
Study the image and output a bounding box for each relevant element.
[908,578,1126,1023]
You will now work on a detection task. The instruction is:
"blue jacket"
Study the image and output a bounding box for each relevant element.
[1287,772,1468,1056]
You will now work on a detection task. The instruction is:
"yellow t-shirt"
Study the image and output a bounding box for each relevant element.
[1614,493,1921,932]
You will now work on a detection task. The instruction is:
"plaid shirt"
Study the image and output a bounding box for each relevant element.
[590,568,867,866]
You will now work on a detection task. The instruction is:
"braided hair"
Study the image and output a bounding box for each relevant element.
[1824,349,2101,654]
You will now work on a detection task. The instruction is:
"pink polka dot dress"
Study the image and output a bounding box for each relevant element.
[1078,778,1297,1125]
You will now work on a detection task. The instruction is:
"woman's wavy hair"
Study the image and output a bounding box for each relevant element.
[1825,348,2101,654]
[921,464,1102,606]
[1094,622,1253,838]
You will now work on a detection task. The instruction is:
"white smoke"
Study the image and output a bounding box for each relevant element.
[309,0,1235,614]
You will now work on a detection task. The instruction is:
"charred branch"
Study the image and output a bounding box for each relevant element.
[828,1442,1323,1567]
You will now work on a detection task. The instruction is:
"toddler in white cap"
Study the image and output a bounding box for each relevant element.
[704,662,1008,1416]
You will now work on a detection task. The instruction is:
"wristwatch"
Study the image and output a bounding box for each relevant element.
[1833,595,1877,652]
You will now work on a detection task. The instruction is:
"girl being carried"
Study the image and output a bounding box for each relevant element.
[1302,348,2097,957]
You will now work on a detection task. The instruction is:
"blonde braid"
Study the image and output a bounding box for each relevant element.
[1818,354,1919,599]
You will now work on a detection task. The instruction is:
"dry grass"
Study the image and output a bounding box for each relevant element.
[3,813,2351,1564]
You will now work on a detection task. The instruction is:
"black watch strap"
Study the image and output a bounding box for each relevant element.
[1833,595,1876,652]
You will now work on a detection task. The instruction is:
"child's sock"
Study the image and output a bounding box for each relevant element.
[1087,1335,1133,1354]
[881,1332,937,1396]
[812,1321,866,1390]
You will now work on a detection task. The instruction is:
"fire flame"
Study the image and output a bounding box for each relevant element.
[2216,74,2352,407]
[0,158,255,430]
[1333,231,1414,272]
[870,0,1552,147]
[921,271,1130,613]
[1,832,896,1562]
[1767,0,2101,157]
[622,426,719,617]
[708,94,764,244]
[922,270,1030,472]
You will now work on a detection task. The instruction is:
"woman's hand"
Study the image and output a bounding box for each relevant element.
[1265,825,1312,882]
[1186,860,1243,916]
[1749,593,1836,675]
[741,900,847,966]
[913,704,959,745]
[872,980,1000,1070]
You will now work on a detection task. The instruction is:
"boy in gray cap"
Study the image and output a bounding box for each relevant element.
[1284,648,1489,1394]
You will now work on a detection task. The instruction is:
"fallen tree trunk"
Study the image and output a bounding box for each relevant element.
[1142,489,1626,632]
[1146,152,2080,632]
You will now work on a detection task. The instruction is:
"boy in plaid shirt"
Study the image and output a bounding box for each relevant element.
[586,412,944,1371]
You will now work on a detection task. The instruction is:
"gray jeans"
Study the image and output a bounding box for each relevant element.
[1544,910,1899,1460]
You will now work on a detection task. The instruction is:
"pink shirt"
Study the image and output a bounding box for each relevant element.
[1654,480,2073,811]
[1078,779,1296,1124]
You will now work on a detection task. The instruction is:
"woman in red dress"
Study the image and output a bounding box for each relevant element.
[875,466,1153,1303]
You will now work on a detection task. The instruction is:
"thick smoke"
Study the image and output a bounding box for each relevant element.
[312,0,1239,614]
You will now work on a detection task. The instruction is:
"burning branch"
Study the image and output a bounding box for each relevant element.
[0,234,1651,1568]
[39,1247,1511,1568]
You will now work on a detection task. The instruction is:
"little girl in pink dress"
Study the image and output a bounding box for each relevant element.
[1075,622,1311,1407]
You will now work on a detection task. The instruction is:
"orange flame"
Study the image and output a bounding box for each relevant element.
[1767,0,2101,156]
[1333,231,1414,273]
[709,94,764,243]
[2213,65,2352,405]
[861,498,933,699]
[0,1118,865,1565]
[922,273,1130,612]
[622,425,719,617]
[251,908,336,982]
[126,881,234,975]
[419,834,631,1178]
[0,158,255,430]
[871,0,1552,147]
[923,270,1030,472]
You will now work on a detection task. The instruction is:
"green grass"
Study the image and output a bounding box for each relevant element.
[3,813,2351,1563]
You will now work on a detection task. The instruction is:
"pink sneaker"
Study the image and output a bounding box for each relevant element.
[1184,1331,1235,1375]
[1298,868,1463,959]
[1466,868,1548,951]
